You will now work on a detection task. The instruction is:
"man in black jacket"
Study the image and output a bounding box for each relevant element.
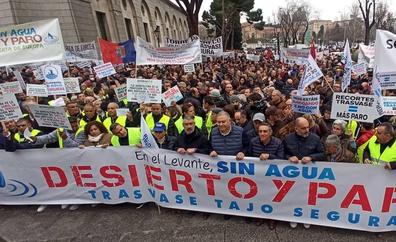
[176,115,210,155]
[152,122,176,150]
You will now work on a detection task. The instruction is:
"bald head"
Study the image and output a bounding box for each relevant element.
[295,117,310,137]
[107,102,119,117]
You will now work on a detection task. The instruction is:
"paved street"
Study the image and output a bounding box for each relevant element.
[0,203,395,242]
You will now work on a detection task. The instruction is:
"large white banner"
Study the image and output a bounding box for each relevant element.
[165,35,223,56]
[64,41,98,62]
[126,78,162,103]
[136,37,202,65]
[330,92,380,122]
[0,19,65,67]
[374,30,396,73]
[281,48,310,64]
[1,147,396,232]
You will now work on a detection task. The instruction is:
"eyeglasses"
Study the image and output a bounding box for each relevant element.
[259,130,270,133]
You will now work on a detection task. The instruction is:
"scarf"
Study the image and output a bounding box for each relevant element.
[88,133,104,143]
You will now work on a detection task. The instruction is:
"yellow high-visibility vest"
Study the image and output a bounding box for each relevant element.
[174,116,203,134]
[111,128,141,146]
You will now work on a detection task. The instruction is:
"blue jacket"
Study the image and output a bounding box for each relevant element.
[248,136,284,159]
[283,132,325,161]
[210,125,245,155]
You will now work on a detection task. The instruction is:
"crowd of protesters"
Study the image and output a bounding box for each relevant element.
[1,48,396,229]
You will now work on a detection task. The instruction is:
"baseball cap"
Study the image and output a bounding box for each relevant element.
[153,122,166,132]
[252,112,265,122]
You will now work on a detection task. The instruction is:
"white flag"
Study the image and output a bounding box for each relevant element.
[140,116,159,149]
[341,39,353,92]
[297,55,323,95]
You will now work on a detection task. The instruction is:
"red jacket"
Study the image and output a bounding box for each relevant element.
[356,130,375,147]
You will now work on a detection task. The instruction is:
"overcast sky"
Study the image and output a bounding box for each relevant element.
[198,0,396,22]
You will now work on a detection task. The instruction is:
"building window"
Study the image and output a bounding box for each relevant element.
[96,11,109,40]
[125,18,134,40]
[166,28,170,37]
[144,23,151,42]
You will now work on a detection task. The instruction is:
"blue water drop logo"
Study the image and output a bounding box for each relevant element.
[0,171,5,188]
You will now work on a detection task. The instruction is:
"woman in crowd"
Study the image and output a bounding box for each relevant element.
[80,121,112,148]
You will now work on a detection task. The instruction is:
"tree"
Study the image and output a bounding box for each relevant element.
[358,0,376,45]
[175,0,204,36]
[201,0,256,49]
[276,0,311,47]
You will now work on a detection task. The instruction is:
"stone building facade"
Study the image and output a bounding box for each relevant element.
[0,0,189,46]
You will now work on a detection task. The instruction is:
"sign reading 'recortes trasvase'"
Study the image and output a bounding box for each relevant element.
[0,19,65,67]
[330,92,381,122]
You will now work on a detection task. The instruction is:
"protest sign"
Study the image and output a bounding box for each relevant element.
[75,61,92,69]
[291,95,320,114]
[0,94,23,121]
[63,77,81,94]
[352,63,367,76]
[29,105,71,129]
[2,147,396,232]
[281,48,310,64]
[0,81,22,94]
[297,55,323,95]
[26,84,48,97]
[140,116,159,148]
[93,62,116,79]
[162,85,183,107]
[116,108,129,116]
[13,71,26,90]
[0,19,65,67]
[376,72,396,90]
[246,54,260,62]
[41,64,66,95]
[136,37,202,65]
[114,85,127,101]
[127,78,162,103]
[65,41,98,62]
[374,30,396,73]
[183,64,195,73]
[221,51,235,58]
[330,92,380,122]
[382,96,396,115]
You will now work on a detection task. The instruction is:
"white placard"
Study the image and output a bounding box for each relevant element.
[382,96,396,115]
[376,72,396,90]
[29,105,71,129]
[93,62,116,79]
[166,35,223,56]
[352,63,367,76]
[63,77,81,94]
[0,19,65,67]
[41,64,66,95]
[26,84,48,97]
[127,78,162,103]
[0,93,23,121]
[114,85,127,101]
[183,64,195,73]
[33,69,44,81]
[0,81,22,94]
[116,108,129,116]
[247,54,260,62]
[162,85,183,107]
[374,30,396,73]
[330,92,380,123]
[49,97,66,107]
[291,95,320,114]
